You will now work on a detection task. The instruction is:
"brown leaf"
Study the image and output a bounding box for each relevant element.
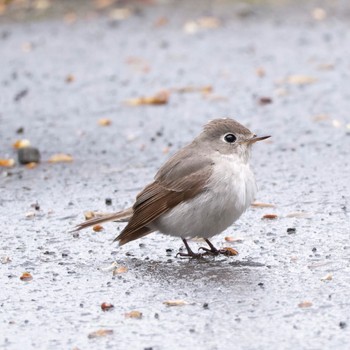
[48,154,73,163]
[20,272,33,281]
[163,300,188,306]
[12,139,30,149]
[87,329,113,339]
[0,159,15,167]
[125,91,169,106]
[101,302,114,311]
[125,310,142,319]
[98,118,112,126]
[262,214,278,220]
[251,201,275,208]
[298,301,312,308]
[93,224,104,232]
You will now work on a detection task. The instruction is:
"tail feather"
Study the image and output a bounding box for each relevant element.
[114,226,153,245]
[72,207,133,232]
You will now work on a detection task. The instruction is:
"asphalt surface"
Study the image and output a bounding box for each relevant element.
[1,1,350,349]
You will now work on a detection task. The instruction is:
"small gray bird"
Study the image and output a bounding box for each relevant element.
[74,118,270,257]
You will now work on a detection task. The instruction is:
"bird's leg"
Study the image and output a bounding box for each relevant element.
[176,238,204,258]
[199,239,238,256]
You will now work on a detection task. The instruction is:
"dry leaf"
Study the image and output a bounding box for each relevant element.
[88,329,113,339]
[113,266,128,275]
[98,118,112,126]
[101,302,114,311]
[12,139,30,149]
[48,154,73,163]
[321,273,333,281]
[125,310,142,319]
[251,201,275,208]
[262,214,278,220]
[220,247,239,256]
[163,300,188,306]
[0,159,15,167]
[298,301,312,308]
[93,224,104,232]
[125,91,169,106]
[20,272,33,281]
[287,75,316,85]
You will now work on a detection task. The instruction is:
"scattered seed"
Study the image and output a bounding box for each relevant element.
[88,329,113,339]
[98,118,112,126]
[262,214,278,220]
[48,153,73,163]
[93,225,104,232]
[125,310,142,319]
[298,301,312,308]
[163,300,187,306]
[101,302,114,311]
[20,272,33,281]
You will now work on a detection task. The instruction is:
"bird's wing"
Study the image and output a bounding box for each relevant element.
[115,149,213,245]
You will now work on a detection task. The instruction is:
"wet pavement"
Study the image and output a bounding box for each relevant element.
[1,0,350,349]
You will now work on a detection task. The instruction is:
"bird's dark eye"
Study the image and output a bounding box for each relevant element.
[224,133,236,143]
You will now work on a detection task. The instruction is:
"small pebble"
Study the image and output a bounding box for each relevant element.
[312,247,317,253]
[105,198,112,205]
[287,228,296,234]
[18,147,40,164]
[339,321,347,329]
[203,303,209,309]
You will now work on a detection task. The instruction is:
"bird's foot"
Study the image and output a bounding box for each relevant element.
[198,246,239,256]
[176,251,205,259]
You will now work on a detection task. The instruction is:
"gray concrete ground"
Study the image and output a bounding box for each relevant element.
[1,0,350,349]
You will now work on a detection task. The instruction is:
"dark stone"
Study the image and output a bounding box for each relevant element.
[339,322,347,329]
[18,147,40,164]
[287,228,296,234]
[105,198,112,205]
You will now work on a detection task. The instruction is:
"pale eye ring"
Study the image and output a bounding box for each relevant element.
[223,133,237,143]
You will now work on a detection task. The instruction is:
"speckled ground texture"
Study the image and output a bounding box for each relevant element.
[1,0,350,349]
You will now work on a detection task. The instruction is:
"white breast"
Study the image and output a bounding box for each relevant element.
[153,154,257,239]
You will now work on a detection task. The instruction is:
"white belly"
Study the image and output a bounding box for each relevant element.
[153,157,257,239]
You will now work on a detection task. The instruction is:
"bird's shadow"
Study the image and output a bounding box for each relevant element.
[116,255,266,290]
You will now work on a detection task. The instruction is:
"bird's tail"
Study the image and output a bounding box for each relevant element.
[71,207,133,232]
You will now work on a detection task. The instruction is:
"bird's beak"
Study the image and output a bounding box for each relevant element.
[247,135,271,144]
